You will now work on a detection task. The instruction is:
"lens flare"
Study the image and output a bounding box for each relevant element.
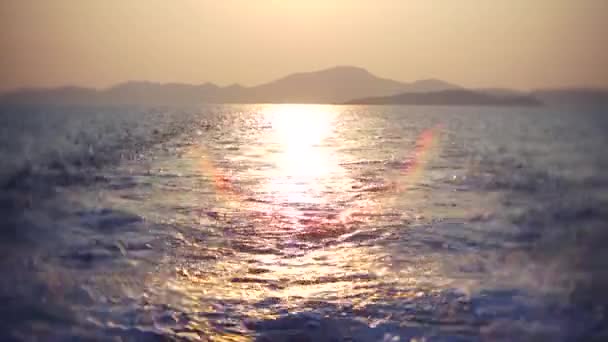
[397,124,443,190]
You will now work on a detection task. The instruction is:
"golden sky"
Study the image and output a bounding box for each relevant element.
[1,0,607,91]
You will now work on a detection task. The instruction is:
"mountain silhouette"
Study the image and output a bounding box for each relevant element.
[0,66,459,106]
[231,66,459,103]
[2,66,605,106]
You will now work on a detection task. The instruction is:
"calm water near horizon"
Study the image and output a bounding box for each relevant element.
[1,104,607,341]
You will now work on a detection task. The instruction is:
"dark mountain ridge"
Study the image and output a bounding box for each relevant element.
[1,66,606,106]
[0,66,459,106]
[532,88,608,106]
[346,89,542,106]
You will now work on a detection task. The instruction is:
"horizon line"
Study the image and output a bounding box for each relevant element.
[2,65,607,94]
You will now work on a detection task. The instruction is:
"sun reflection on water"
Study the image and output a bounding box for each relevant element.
[191,104,444,229]
[143,106,448,338]
[262,105,345,208]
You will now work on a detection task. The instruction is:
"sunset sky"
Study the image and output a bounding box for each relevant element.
[1,0,607,91]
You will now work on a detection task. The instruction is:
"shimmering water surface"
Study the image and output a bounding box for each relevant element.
[1,104,607,341]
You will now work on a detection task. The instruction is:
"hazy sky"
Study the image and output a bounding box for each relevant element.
[1,0,607,91]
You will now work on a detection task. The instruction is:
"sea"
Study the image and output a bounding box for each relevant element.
[1,104,607,341]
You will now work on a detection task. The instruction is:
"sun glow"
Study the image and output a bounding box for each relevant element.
[244,105,351,231]
[268,105,332,144]
[266,105,336,177]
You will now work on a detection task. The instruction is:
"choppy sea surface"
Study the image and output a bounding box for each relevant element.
[1,104,607,341]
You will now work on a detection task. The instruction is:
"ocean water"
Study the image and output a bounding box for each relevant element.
[1,104,607,341]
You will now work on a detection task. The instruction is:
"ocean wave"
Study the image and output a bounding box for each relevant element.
[0,105,215,191]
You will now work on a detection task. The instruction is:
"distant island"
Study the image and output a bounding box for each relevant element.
[1,66,607,107]
[345,89,541,106]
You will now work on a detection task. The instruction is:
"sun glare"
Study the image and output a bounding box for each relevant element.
[266,105,335,175]
[262,105,342,207]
